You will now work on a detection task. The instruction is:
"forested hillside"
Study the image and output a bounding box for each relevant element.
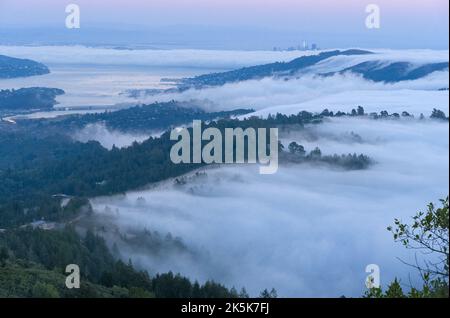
[0,227,244,298]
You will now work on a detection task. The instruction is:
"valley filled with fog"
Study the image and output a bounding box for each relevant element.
[1,45,448,297]
[89,117,448,297]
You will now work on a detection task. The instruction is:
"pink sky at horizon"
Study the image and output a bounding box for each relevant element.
[1,0,447,26]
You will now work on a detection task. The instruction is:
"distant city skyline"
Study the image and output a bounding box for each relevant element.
[0,0,448,49]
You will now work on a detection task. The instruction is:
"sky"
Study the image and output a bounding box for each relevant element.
[0,0,448,49]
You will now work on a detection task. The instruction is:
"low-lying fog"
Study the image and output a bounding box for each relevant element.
[1,46,448,115]
[6,45,446,296]
[89,117,449,297]
[72,123,159,149]
[0,45,308,109]
[140,71,449,114]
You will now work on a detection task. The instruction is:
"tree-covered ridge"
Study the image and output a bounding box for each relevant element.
[124,49,448,98]
[0,132,198,227]
[49,101,253,133]
[0,55,50,79]
[162,50,373,91]
[0,106,446,228]
[0,87,64,110]
[332,61,449,83]
[0,227,244,298]
[281,142,372,170]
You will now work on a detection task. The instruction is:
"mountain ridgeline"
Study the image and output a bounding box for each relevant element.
[127,49,449,97]
[177,49,373,89]
[331,61,449,83]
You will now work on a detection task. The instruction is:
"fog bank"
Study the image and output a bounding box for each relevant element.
[89,118,449,297]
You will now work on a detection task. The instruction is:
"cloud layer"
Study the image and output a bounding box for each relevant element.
[140,71,449,115]
[90,117,449,297]
[1,46,447,112]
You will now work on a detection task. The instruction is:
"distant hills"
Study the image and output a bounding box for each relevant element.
[0,54,50,79]
[177,49,374,89]
[179,49,449,87]
[0,87,64,110]
[126,49,449,98]
[328,61,449,83]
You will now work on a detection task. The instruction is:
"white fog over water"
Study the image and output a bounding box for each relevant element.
[0,45,309,109]
[1,46,448,114]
